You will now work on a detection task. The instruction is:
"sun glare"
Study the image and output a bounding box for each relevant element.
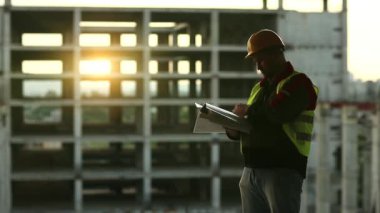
[80,60,111,75]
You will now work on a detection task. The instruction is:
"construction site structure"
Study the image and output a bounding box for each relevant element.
[2,0,379,212]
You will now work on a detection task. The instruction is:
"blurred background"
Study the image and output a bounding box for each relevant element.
[0,0,379,212]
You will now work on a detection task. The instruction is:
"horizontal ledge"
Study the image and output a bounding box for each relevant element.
[12,170,75,181]
[8,72,260,80]
[8,7,288,14]
[10,134,229,143]
[11,73,75,79]
[9,98,247,106]
[11,168,243,181]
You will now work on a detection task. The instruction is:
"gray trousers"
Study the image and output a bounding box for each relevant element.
[239,167,303,213]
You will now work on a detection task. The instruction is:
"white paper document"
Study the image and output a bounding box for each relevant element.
[193,103,251,133]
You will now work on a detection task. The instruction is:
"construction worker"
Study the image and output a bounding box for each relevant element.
[225,29,318,213]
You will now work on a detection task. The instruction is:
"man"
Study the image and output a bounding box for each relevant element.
[225,29,318,213]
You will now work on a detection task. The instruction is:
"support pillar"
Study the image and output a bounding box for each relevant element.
[142,9,152,209]
[316,104,330,213]
[210,11,221,211]
[263,0,268,9]
[278,0,283,10]
[0,1,11,211]
[73,8,82,213]
[211,138,220,210]
[300,178,308,213]
[323,0,328,12]
[371,105,380,213]
[342,105,358,213]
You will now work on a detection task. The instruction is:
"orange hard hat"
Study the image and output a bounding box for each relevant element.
[245,29,285,58]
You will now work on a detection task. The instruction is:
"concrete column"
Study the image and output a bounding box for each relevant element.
[342,105,358,213]
[371,105,380,213]
[73,8,82,213]
[211,138,220,209]
[210,11,219,103]
[210,11,221,210]
[170,31,177,47]
[0,3,11,212]
[189,59,196,97]
[362,148,372,212]
[323,0,328,12]
[300,178,308,213]
[341,0,348,102]
[0,107,10,213]
[342,0,347,12]
[316,104,330,213]
[358,116,372,212]
[278,0,283,10]
[142,9,152,209]
[263,0,268,9]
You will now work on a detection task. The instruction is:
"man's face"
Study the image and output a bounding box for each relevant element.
[252,49,280,78]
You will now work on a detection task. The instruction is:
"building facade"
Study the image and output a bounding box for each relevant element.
[0,1,351,212]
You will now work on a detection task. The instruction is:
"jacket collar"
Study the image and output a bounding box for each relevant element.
[259,61,294,87]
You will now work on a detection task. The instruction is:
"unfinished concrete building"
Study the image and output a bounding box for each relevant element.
[2,0,379,212]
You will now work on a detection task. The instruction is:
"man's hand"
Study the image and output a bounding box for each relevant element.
[232,104,248,118]
[225,104,248,140]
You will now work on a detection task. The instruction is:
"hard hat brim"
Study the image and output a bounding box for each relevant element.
[245,45,285,59]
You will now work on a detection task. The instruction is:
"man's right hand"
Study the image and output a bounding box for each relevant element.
[232,103,248,118]
[225,104,248,140]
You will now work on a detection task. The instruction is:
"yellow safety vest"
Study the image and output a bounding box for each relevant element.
[246,71,318,157]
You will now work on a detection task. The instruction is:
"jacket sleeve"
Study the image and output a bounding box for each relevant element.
[264,74,317,124]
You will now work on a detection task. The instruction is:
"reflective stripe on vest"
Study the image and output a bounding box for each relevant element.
[246,71,317,157]
[247,83,261,106]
